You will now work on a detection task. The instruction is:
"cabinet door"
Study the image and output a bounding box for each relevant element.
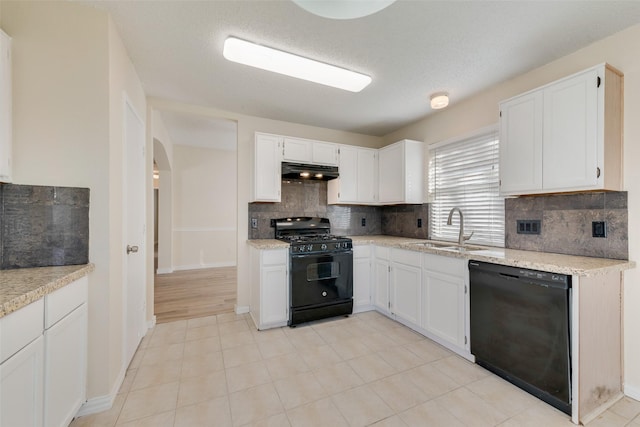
[283,137,312,163]
[391,262,421,326]
[312,141,338,166]
[373,259,390,314]
[357,149,377,203]
[1,336,44,427]
[261,264,288,326]
[254,134,282,202]
[353,247,371,311]
[44,304,87,427]
[499,91,543,194]
[335,146,358,203]
[0,30,11,183]
[423,270,466,349]
[378,142,404,203]
[543,68,599,191]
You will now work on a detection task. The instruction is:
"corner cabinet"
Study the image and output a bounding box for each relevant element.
[378,139,424,204]
[249,246,289,330]
[0,29,12,183]
[500,63,622,195]
[253,133,282,202]
[328,145,377,205]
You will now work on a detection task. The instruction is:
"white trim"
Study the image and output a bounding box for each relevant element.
[173,261,236,271]
[155,267,174,275]
[173,227,237,232]
[147,315,157,330]
[76,365,126,417]
[625,384,640,401]
[428,124,498,150]
[235,305,250,315]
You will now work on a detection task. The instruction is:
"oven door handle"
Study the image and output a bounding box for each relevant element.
[291,251,352,259]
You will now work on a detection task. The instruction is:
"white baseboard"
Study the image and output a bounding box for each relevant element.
[625,383,640,401]
[155,267,174,274]
[76,365,126,417]
[235,305,250,314]
[173,262,236,271]
[147,315,157,329]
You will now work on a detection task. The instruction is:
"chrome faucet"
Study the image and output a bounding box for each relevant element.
[447,207,474,245]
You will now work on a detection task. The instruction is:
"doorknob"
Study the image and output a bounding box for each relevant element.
[126,245,139,254]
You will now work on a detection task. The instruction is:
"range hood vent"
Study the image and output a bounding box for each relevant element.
[281,162,339,181]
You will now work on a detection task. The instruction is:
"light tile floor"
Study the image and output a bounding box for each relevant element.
[71,311,640,427]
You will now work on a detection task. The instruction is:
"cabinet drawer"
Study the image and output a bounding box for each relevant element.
[391,249,422,267]
[45,276,88,329]
[262,249,287,266]
[423,253,466,277]
[374,245,390,260]
[353,245,371,258]
[1,298,44,363]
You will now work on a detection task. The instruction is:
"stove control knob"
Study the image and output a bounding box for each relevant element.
[307,244,313,251]
[321,244,327,250]
[322,291,327,297]
[297,246,304,252]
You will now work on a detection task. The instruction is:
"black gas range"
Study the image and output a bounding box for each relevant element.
[274,217,353,326]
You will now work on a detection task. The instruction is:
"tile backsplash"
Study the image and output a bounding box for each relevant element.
[505,191,628,260]
[0,183,90,269]
[249,180,628,261]
[248,179,428,239]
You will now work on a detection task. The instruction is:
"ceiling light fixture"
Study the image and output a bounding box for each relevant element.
[291,0,396,20]
[430,92,449,110]
[223,37,372,92]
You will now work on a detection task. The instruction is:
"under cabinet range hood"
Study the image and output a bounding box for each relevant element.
[281,162,339,181]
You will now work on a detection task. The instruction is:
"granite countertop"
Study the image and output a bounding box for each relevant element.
[0,264,95,318]
[247,235,635,276]
[350,235,635,277]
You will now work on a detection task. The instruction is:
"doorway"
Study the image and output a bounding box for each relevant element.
[152,110,238,323]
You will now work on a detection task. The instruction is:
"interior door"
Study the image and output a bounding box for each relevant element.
[123,98,146,367]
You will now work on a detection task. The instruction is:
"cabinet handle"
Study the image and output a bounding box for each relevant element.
[596,167,601,178]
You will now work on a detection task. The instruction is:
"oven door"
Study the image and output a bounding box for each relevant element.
[290,251,353,308]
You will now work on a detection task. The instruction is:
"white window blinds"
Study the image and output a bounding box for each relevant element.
[428,129,504,247]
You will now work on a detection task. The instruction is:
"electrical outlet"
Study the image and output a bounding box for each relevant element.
[361,217,366,227]
[517,220,541,235]
[592,221,607,238]
[251,218,258,229]
[417,218,422,228]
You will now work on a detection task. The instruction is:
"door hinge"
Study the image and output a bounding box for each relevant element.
[388,266,391,272]
[388,301,391,309]
[596,167,601,178]
[597,76,602,88]
[464,285,467,295]
[499,110,502,118]
[465,336,468,345]
[338,148,340,155]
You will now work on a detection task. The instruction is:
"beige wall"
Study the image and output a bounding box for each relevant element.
[2,0,147,404]
[384,24,640,398]
[172,144,237,269]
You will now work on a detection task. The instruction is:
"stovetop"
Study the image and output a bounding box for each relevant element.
[273,217,352,254]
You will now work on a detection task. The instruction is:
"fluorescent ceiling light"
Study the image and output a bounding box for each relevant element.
[223,37,372,92]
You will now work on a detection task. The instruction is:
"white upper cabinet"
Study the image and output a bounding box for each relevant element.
[378,139,424,204]
[283,137,338,166]
[253,133,282,202]
[328,145,377,204]
[499,64,622,195]
[0,29,12,183]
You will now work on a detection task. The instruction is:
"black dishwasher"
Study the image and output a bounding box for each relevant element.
[469,261,572,415]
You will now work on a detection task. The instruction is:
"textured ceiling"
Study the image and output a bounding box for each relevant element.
[83,0,640,137]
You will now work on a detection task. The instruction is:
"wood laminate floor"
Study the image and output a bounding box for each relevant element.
[154,266,237,324]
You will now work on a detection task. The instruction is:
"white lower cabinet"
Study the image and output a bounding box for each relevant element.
[353,245,373,312]
[390,249,422,326]
[422,254,470,355]
[0,276,88,427]
[373,246,391,314]
[250,247,289,329]
[1,336,44,427]
[44,303,87,427]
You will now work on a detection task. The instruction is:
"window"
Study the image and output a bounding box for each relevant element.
[428,128,504,247]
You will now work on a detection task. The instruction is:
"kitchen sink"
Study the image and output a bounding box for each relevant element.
[410,241,484,253]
